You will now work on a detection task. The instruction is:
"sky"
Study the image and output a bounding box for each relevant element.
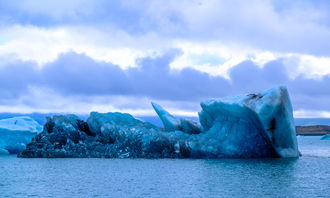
[0,0,330,118]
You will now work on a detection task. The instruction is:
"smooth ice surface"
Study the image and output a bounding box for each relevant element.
[151,102,181,131]
[199,86,299,158]
[321,134,330,140]
[20,86,299,158]
[0,116,43,154]
[0,116,42,132]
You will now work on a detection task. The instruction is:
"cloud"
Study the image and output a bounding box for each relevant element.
[124,0,330,56]
[229,59,330,113]
[1,0,330,56]
[0,59,38,99]
[39,50,230,101]
[1,1,330,78]
[40,52,129,95]
[0,25,155,67]
[0,51,329,117]
[1,25,330,80]
[0,0,330,117]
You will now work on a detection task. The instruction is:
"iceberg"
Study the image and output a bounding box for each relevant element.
[321,134,330,140]
[0,116,43,154]
[0,148,9,155]
[19,86,299,158]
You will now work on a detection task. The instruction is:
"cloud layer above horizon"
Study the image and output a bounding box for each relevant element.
[0,0,329,117]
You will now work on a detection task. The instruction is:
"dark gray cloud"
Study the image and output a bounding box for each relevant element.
[0,51,329,112]
[229,60,288,94]
[0,60,38,99]
[40,51,230,101]
[229,60,330,111]
[41,52,129,95]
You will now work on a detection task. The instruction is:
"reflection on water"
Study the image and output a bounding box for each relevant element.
[200,158,299,197]
[0,136,329,198]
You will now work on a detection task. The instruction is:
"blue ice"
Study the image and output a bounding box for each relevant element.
[0,116,42,154]
[20,86,299,158]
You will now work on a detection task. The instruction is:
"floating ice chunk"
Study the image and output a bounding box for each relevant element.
[199,86,299,158]
[321,134,330,140]
[0,116,42,154]
[0,148,9,155]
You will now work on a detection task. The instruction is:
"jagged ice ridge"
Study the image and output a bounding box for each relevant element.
[19,86,299,158]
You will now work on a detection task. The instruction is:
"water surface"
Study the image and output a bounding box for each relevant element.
[1,136,329,198]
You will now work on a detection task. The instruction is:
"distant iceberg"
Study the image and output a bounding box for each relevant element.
[321,134,330,140]
[19,86,299,158]
[0,116,43,154]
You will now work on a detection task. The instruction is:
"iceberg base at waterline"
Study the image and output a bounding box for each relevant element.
[19,86,299,158]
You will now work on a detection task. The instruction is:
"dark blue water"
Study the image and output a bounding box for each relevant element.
[1,137,329,198]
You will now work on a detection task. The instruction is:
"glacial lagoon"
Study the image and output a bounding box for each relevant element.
[1,136,329,198]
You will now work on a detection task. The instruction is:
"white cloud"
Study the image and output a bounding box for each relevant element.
[295,55,330,79]
[0,25,158,68]
[281,54,330,79]
[170,41,278,78]
[1,24,330,80]
[294,110,330,118]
